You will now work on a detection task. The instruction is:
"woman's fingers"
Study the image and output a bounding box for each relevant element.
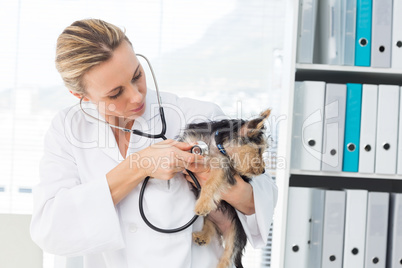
[171,155,204,173]
[185,162,209,173]
[151,139,193,151]
[172,140,194,151]
[173,149,205,165]
[150,139,203,163]
[135,139,205,179]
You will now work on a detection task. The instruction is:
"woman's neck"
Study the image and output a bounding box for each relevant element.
[104,114,134,131]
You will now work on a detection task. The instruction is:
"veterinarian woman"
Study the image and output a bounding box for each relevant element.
[30,19,278,268]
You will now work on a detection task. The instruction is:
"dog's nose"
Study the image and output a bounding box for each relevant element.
[261,168,265,174]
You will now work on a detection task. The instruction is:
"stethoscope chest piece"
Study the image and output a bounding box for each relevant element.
[191,141,209,156]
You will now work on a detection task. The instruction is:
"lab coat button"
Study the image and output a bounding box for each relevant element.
[129,223,137,233]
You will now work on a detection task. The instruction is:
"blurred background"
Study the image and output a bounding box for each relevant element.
[0,0,286,267]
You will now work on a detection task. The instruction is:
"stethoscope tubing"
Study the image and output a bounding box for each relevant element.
[139,152,202,233]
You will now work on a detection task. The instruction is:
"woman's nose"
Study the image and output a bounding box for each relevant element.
[127,84,143,103]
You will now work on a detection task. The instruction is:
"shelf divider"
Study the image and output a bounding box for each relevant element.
[290,173,402,193]
[296,63,402,84]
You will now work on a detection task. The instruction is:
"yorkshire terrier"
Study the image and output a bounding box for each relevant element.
[179,109,271,268]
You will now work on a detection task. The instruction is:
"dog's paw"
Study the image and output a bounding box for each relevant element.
[192,232,211,246]
[217,259,231,268]
[194,200,216,216]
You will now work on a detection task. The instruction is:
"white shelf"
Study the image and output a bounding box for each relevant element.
[295,63,402,84]
[296,63,402,74]
[290,169,402,180]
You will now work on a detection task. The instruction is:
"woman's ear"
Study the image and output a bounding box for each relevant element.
[69,91,90,101]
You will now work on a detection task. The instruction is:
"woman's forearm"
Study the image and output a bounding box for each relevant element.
[106,154,147,205]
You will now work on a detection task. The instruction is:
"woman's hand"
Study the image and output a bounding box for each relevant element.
[183,161,211,188]
[133,139,205,180]
[107,139,204,205]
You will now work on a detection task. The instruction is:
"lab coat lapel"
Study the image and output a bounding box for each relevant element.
[78,101,122,162]
[99,120,123,162]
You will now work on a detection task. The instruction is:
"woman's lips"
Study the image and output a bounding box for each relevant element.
[130,103,145,113]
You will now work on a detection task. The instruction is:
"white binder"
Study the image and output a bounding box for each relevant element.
[315,0,342,65]
[297,0,318,63]
[321,84,347,172]
[364,192,389,268]
[291,81,326,171]
[375,85,399,174]
[397,87,402,174]
[359,84,378,173]
[387,193,402,268]
[343,189,368,268]
[284,187,313,268]
[321,190,346,268]
[392,0,402,69]
[308,188,325,268]
[342,0,357,66]
[371,0,393,68]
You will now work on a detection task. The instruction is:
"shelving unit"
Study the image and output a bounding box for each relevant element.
[296,64,402,84]
[270,0,402,267]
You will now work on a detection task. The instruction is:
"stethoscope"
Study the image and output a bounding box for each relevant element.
[80,54,201,233]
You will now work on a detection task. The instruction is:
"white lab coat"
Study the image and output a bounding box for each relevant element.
[30,90,278,268]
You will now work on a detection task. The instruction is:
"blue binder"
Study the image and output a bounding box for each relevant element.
[355,0,372,66]
[343,83,362,172]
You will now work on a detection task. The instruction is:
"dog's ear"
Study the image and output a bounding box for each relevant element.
[241,108,271,138]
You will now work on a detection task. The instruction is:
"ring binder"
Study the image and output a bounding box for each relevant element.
[355,0,372,66]
[375,85,399,174]
[343,83,362,172]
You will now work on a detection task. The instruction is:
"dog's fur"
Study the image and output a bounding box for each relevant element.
[179,109,271,268]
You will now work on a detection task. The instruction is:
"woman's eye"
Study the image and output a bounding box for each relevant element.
[108,71,141,100]
[131,71,142,82]
[109,88,124,99]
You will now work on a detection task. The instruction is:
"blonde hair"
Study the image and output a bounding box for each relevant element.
[55,19,131,95]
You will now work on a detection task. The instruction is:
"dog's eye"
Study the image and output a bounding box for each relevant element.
[258,148,262,154]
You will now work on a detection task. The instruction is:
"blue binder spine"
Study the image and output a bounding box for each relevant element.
[355,0,372,66]
[343,83,362,172]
